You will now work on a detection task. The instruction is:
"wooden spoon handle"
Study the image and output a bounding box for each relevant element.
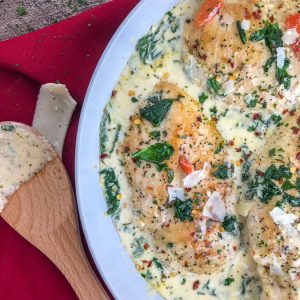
[2,156,110,300]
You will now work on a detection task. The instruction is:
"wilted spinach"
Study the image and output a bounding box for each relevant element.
[100,168,120,215]
[132,143,174,164]
[140,96,173,127]
[174,199,193,222]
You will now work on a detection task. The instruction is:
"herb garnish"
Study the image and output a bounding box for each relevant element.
[224,277,235,286]
[207,77,223,96]
[198,93,209,104]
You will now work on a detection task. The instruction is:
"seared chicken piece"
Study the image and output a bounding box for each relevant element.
[120,82,239,273]
[247,110,300,300]
[183,0,300,110]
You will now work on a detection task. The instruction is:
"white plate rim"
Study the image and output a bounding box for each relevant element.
[75,0,179,299]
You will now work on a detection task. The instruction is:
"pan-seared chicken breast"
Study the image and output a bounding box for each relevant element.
[120,82,239,273]
[183,0,300,110]
[246,110,300,299]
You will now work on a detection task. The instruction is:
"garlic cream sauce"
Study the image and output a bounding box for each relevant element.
[100,0,300,299]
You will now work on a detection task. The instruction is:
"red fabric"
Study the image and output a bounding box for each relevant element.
[0,0,139,299]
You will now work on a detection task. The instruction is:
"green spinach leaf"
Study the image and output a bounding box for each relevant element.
[283,193,300,207]
[222,215,240,235]
[132,143,174,164]
[140,98,173,127]
[213,164,233,179]
[174,199,193,222]
[237,21,247,44]
[100,168,120,215]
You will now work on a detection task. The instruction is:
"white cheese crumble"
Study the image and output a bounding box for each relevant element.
[269,207,297,227]
[241,19,250,31]
[223,80,235,96]
[276,47,286,69]
[168,187,185,201]
[183,162,210,188]
[203,191,226,222]
[283,28,299,45]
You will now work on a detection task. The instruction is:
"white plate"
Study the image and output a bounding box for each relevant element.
[75,0,179,299]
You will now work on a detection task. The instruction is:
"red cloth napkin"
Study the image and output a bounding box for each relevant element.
[0,0,139,299]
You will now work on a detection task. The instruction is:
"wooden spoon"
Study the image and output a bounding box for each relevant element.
[1,146,110,299]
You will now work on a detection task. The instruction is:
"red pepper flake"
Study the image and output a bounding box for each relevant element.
[253,113,261,120]
[278,178,283,185]
[289,110,296,116]
[193,280,200,290]
[282,109,289,114]
[147,260,152,268]
[204,240,211,248]
[185,187,192,192]
[292,127,300,135]
[235,148,242,152]
[233,246,237,251]
[269,15,275,23]
[100,153,109,160]
[227,140,234,146]
[252,10,262,20]
[111,90,117,97]
[197,116,202,122]
[199,54,208,61]
[296,152,300,160]
[258,171,265,177]
[144,243,149,250]
[254,131,261,137]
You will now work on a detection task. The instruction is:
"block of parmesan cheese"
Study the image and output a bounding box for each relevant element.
[32,83,77,157]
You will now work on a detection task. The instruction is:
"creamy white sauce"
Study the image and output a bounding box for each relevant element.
[100,0,300,299]
[0,122,54,212]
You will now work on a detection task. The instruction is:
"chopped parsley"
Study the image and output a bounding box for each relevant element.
[207,77,223,96]
[224,277,235,286]
[198,93,209,104]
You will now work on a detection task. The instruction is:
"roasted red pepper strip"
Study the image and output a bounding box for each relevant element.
[179,155,194,174]
[194,0,225,28]
[286,13,300,59]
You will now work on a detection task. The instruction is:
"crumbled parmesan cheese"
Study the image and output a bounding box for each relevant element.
[270,207,297,227]
[283,28,299,45]
[241,20,250,31]
[203,191,226,222]
[223,80,235,96]
[168,187,185,201]
[183,162,210,188]
[276,47,286,69]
